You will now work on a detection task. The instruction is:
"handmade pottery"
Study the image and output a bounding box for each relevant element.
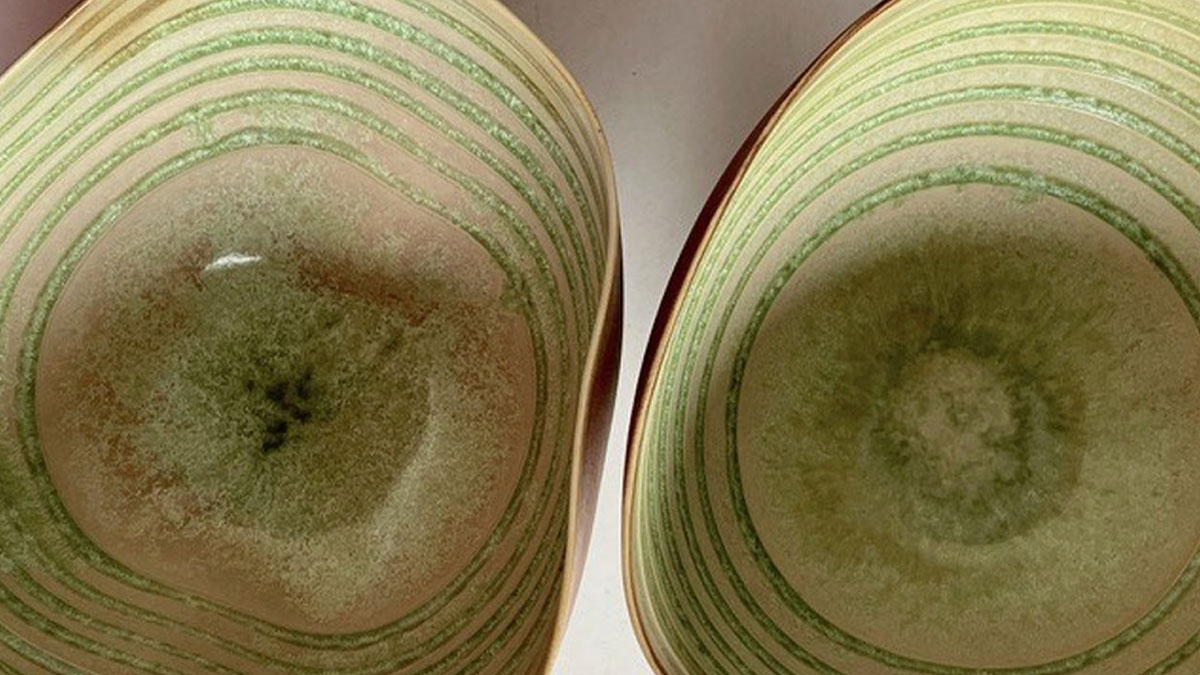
[625,0,1200,673]
[0,0,620,672]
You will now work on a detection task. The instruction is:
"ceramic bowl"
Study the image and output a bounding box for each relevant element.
[0,0,620,672]
[625,0,1200,672]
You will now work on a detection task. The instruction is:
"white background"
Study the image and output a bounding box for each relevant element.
[0,1,876,672]
[494,2,876,672]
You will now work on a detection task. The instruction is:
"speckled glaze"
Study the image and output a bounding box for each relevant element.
[0,0,620,673]
[625,1,1200,673]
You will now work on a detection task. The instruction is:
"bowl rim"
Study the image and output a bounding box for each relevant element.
[479,2,624,672]
[619,1,905,672]
[0,0,622,672]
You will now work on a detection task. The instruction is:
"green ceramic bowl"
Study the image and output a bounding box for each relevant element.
[0,0,620,672]
[626,0,1200,673]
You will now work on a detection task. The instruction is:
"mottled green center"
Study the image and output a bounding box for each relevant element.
[121,256,431,537]
[867,345,1068,544]
[36,151,535,629]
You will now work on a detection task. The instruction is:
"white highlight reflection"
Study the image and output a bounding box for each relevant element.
[204,252,263,273]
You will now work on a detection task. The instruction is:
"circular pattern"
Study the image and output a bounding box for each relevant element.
[627,1,1200,674]
[0,0,618,672]
[865,344,1074,545]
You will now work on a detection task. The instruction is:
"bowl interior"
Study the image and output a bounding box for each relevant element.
[628,0,1200,673]
[0,0,615,672]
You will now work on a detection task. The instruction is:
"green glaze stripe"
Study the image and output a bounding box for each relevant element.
[455,522,565,675]
[0,0,604,291]
[0,579,189,675]
[1146,630,1200,675]
[719,83,1200,313]
[313,0,603,281]
[640,167,1200,675]
[3,481,569,673]
[359,505,568,675]
[644,372,778,675]
[6,560,241,674]
[712,80,1200,339]
[440,0,607,210]
[0,27,597,325]
[0,64,585,360]
[729,20,1200,232]
[495,560,559,675]
[0,51,571,667]
[776,0,1200,132]
[0,52,592,343]
[644,385,831,675]
[684,47,1200,433]
[390,0,606,263]
[0,0,130,114]
[0,617,87,675]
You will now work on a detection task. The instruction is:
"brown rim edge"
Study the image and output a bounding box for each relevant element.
[0,0,93,90]
[0,0,623,671]
[620,1,906,672]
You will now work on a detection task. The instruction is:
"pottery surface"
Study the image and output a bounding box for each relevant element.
[0,0,619,672]
[625,0,1200,673]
